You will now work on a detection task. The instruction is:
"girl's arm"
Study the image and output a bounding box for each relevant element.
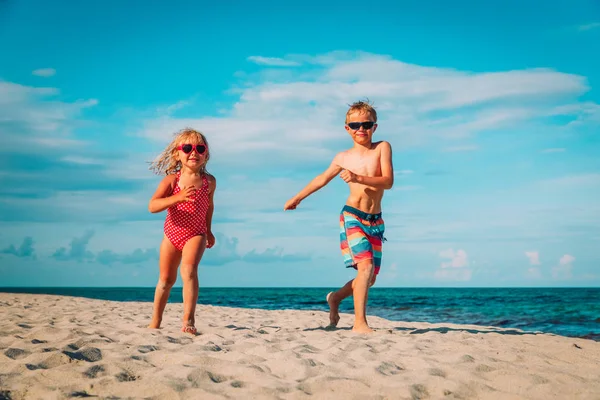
[205,176,217,248]
[148,175,187,213]
[206,176,216,233]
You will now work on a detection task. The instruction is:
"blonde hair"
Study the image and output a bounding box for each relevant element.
[345,99,378,123]
[149,128,211,176]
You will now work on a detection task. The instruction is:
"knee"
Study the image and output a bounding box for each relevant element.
[180,264,198,281]
[356,261,374,276]
[369,274,377,287]
[157,276,176,289]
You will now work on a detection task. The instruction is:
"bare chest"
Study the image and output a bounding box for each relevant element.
[342,151,381,176]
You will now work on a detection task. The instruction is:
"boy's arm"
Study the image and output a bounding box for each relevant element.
[284,155,343,210]
[341,141,394,189]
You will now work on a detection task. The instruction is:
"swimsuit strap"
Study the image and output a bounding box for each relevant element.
[202,174,208,192]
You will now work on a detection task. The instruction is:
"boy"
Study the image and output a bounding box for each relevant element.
[284,100,394,333]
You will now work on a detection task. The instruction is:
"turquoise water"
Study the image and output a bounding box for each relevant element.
[1,287,598,341]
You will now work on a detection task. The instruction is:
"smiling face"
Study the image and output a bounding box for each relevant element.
[173,131,209,173]
[345,110,378,146]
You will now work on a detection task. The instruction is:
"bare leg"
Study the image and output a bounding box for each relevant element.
[351,260,375,333]
[180,235,206,334]
[149,237,181,329]
[327,266,377,328]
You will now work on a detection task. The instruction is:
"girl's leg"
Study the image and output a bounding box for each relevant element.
[149,237,181,329]
[180,235,206,333]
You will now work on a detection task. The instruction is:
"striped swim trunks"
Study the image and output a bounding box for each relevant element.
[339,205,386,275]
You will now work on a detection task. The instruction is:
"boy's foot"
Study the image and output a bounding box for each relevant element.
[326,292,340,327]
[182,324,198,335]
[352,324,374,334]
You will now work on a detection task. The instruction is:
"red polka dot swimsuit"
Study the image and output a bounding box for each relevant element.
[164,170,210,251]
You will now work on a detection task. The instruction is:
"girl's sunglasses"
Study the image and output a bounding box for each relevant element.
[177,144,207,154]
[347,121,375,130]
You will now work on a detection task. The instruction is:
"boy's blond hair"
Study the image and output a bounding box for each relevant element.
[345,99,378,123]
[149,128,210,176]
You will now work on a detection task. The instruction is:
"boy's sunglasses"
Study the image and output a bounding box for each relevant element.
[347,121,375,130]
[177,144,206,154]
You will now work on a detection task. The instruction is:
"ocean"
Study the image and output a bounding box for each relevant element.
[1,287,598,341]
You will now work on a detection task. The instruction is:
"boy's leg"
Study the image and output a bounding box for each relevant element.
[149,237,182,329]
[351,259,375,333]
[180,235,206,333]
[327,265,377,328]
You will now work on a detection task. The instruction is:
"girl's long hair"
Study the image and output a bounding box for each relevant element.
[149,128,210,176]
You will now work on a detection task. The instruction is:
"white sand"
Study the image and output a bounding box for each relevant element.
[1,293,599,400]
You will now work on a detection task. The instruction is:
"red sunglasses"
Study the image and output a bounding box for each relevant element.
[177,144,207,154]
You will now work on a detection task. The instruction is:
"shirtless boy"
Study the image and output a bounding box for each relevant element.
[284,100,394,333]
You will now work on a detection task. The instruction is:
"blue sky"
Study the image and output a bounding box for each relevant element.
[1,0,599,288]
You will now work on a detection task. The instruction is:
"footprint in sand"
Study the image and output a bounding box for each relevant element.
[4,348,29,360]
[428,368,447,378]
[84,364,106,378]
[137,345,159,354]
[166,336,193,345]
[62,347,103,362]
[115,370,138,382]
[376,361,404,376]
[410,383,429,399]
[187,369,229,387]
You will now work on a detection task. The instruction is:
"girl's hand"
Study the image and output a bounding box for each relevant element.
[206,231,215,248]
[177,185,196,202]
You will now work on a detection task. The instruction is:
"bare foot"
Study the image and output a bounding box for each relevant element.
[182,325,198,336]
[148,318,161,329]
[352,324,374,334]
[326,291,340,328]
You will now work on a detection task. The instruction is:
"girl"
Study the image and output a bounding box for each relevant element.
[147,128,216,335]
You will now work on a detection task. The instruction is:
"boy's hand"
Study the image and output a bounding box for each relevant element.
[206,231,215,248]
[340,169,357,183]
[177,185,196,202]
[284,197,301,210]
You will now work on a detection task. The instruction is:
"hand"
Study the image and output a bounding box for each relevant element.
[177,185,196,202]
[206,231,215,249]
[340,169,357,183]
[284,197,301,211]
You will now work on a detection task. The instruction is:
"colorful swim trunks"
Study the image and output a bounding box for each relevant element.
[339,205,386,275]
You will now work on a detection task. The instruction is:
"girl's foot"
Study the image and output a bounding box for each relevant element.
[182,324,198,335]
[148,318,161,329]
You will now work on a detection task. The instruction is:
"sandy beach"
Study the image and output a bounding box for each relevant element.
[1,293,599,400]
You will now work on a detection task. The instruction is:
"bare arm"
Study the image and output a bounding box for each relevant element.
[284,155,343,210]
[148,175,188,213]
[206,176,216,232]
[353,141,394,189]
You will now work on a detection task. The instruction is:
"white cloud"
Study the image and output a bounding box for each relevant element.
[32,68,56,77]
[526,267,542,280]
[247,56,301,67]
[525,251,540,265]
[136,51,597,167]
[394,185,421,191]
[578,22,600,31]
[442,145,478,152]
[0,81,98,150]
[540,174,600,187]
[439,248,469,268]
[552,254,575,279]
[435,248,472,281]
